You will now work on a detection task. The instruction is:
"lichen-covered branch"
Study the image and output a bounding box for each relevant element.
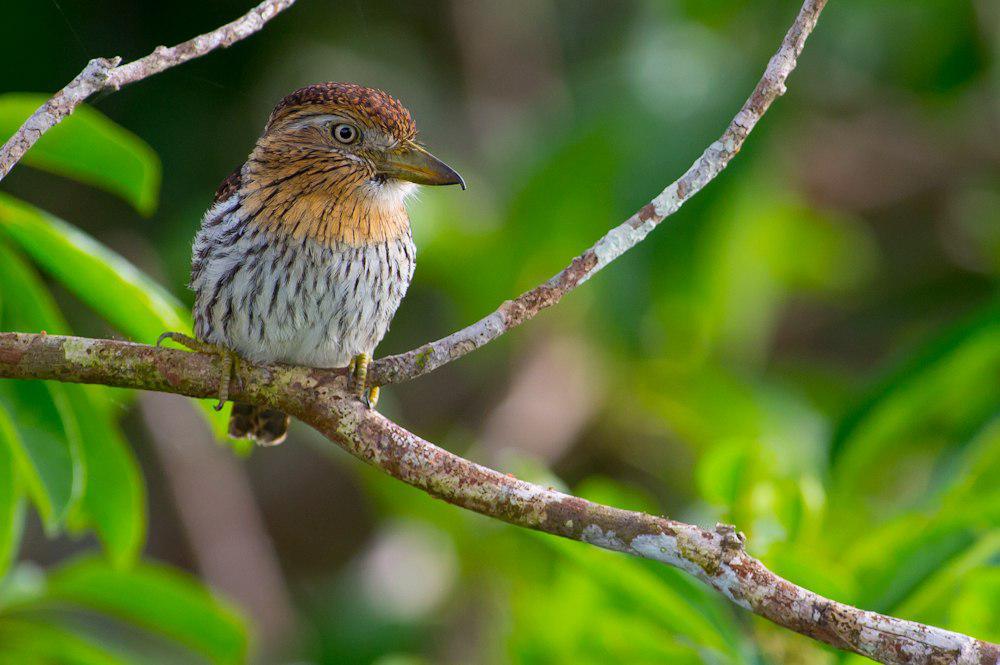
[0,0,296,181]
[5,1,995,662]
[0,332,996,665]
[369,0,825,386]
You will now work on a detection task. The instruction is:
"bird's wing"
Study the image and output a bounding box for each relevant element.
[213,165,243,203]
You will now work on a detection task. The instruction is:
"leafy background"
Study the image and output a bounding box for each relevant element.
[0,0,997,663]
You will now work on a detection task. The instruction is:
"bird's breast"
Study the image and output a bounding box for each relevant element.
[192,203,416,366]
[240,164,412,248]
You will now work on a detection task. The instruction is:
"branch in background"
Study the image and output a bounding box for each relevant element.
[0,0,296,181]
[1,332,997,665]
[369,0,827,386]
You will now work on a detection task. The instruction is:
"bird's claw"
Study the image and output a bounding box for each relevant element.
[157,331,235,410]
[352,353,369,397]
[157,331,213,354]
[349,353,380,410]
[212,349,236,411]
[364,385,380,410]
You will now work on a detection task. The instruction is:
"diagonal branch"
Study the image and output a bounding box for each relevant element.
[5,1,995,662]
[1,331,996,665]
[0,0,297,181]
[370,0,826,386]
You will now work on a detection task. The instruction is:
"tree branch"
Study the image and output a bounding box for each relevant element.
[5,1,996,662]
[1,332,996,665]
[369,0,826,386]
[0,0,296,181]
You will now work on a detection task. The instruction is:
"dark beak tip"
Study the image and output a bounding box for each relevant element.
[441,162,465,190]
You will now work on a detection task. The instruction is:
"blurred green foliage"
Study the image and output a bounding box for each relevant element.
[0,95,160,216]
[0,0,997,663]
[0,98,247,662]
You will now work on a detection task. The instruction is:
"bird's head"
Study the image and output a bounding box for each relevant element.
[251,82,463,205]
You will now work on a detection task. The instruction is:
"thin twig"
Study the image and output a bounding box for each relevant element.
[0,0,296,181]
[0,332,995,665]
[369,0,826,386]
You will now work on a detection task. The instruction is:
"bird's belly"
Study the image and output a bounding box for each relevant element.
[192,225,415,368]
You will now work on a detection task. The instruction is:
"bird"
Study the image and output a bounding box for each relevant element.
[159,82,464,446]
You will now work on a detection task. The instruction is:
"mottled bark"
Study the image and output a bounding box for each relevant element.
[0,0,296,181]
[1,332,996,665]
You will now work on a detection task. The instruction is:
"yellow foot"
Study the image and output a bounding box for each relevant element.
[365,385,380,410]
[156,331,214,354]
[348,353,380,410]
[157,332,236,410]
[350,353,369,398]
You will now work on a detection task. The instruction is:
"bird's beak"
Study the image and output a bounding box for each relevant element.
[379,142,465,189]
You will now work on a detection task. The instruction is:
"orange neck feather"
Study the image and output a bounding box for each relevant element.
[239,143,411,247]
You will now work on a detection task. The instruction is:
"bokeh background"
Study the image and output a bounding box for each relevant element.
[1,0,998,663]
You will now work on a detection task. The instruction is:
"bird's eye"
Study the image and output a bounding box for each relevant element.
[332,123,359,144]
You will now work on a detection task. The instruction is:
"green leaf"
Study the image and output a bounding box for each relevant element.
[0,382,82,532]
[67,386,145,568]
[0,197,229,439]
[0,413,24,578]
[0,194,187,343]
[950,569,1000,643]
[763,546,857,606]
[0,93,160,215]
[0,242,69,333]
[508,547,715,664]
[43,557,249,665]
[830,305,1000,505]
[539,534,744,659]
[0,243,85,534]
[0,618,128,665]
[845,514,975,614]
[0,242,144,556]
[894,530,1000,625]
[938,416,1000,525]
[696,438,754,509]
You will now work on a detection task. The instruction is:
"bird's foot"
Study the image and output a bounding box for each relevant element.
[348,353,380,410]
[157,332,236,411]
[364,385,380,410]
[156,331,214,354]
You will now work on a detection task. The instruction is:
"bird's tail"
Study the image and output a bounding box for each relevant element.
[228,402,289,446]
